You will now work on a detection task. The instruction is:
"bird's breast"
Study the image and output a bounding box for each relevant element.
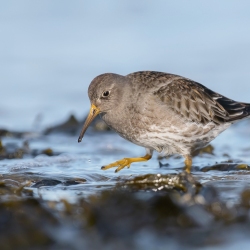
[100,102,171,147]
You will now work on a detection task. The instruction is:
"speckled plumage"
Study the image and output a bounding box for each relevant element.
[79,71,250,172]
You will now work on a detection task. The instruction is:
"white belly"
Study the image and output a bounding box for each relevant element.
[136,122,231,156]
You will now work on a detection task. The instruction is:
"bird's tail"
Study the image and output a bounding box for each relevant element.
[245,103,250,116]
[228,102,250,122]
[242,103,250,118]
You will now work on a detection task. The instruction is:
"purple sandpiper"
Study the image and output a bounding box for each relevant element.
[78,71,250,173]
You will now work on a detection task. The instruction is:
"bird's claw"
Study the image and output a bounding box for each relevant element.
[101,158,131,172]
[101,154,152,173]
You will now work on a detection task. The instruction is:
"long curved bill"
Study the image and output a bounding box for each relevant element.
[78,104,100,143]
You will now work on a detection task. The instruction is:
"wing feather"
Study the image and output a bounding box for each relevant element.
[126,71,250,124]
[154,77,249,124]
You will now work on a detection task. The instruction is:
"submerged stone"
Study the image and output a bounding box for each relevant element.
[32,179,62,188]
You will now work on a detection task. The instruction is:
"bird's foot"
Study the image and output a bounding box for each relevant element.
[101,154,152,173]
[101,158,132,172]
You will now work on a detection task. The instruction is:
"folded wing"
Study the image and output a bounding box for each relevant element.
[154,78,250,125]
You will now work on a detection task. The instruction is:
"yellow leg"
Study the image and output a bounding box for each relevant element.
[101,154,152,173]
[184,155,192,173]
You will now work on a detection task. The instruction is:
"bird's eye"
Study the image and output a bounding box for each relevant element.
[102,91,110,97]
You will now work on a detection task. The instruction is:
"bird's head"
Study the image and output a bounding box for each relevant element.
[78,73,127,142]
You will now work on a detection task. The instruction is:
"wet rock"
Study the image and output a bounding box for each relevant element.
[41,148,53,156]
[122,172,201,194]
[0,129,24,138]
[0,198,59,249]
[32,179,62,188]
[75,187,228,247]
[1,172,250,249]
[0,128,37,140]
[44,114,80,135]
[0,140,30,160]
[31,147,60,157]
[63,180,83,186]
[236,164,250,170]
[201,163,250,172]
[31,179,86,188]
[0,181,22,197]
[80,190,198,238]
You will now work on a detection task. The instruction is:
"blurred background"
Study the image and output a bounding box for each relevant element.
[1,0,250,131]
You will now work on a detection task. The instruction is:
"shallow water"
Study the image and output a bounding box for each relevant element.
[1,118,250,249]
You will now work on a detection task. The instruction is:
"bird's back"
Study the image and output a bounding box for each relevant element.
[127,71,250,125]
